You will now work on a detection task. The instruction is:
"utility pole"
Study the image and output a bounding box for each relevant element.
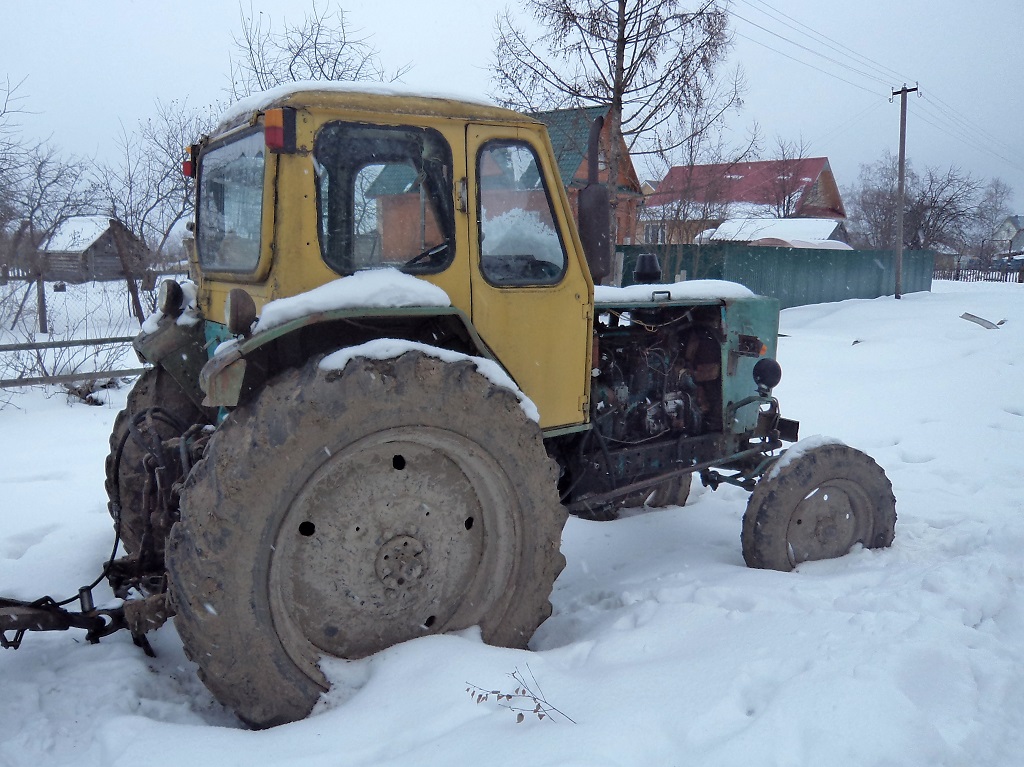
[892,83,918,299]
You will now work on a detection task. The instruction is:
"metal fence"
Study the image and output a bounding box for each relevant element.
[618,244,935,309]
[0,336,143,388]
[934,267,1024,283]
[0,281,150,393]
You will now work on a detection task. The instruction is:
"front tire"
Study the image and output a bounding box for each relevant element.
[104,368,208,560]
[167,351,566,727]
[742,443,896,571]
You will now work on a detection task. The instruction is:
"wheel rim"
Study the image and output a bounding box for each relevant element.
[785,479,873,566]
[268,426,519,672]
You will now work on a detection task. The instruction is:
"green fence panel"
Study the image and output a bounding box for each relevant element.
[617,244,934,309]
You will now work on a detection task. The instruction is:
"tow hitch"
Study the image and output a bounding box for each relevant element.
[0,591,125,650]
[1,585,169,654]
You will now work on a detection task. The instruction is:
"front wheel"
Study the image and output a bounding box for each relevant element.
[741,443,896,571]
[166,351,566,727]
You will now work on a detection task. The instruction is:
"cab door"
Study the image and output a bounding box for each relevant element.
[466,123,593,431]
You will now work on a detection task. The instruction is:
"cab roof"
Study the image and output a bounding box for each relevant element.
[216,82,538,135]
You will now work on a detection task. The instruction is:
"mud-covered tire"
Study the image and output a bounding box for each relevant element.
[104,368,208,557]
[742,443,896,571]
[166,351,567,728]
[645,473,692,508]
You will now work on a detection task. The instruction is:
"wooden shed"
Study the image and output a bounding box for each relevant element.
[40,216,149,283]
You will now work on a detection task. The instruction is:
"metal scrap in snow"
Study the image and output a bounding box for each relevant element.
[960,312,1005,330]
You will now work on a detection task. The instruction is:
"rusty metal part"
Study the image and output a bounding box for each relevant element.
[124,593,172,637]
[565,439,781,513]
[0,596,126,650]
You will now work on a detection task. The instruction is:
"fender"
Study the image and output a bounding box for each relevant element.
[198,305,499,408]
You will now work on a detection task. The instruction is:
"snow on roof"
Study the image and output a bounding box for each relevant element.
[784,239,853,250]
[218,81,498,131]
[41,216,111,253]
[708,217,843,243]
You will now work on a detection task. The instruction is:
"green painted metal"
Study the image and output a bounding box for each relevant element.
[619,244,935,309]
[719,297,780,434]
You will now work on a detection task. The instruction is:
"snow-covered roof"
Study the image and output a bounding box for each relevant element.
[704,217,843,244]
[217,81,502,132]
[778,239,853,250]
[41,216,111,253]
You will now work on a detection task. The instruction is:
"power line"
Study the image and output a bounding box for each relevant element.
[726,1,1024,187]
[912,101,1024,174]
[731,10,892,88]
[735,0,914,86]
[920,93,1019,159]
[807,98,889,152]
[733,31,879,96]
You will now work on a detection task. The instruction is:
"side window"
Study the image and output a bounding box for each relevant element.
[477,141,567,286]
[314,123,454,275]
[197,131,265,272]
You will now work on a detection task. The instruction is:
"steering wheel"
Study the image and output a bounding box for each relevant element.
[404,241,449,268]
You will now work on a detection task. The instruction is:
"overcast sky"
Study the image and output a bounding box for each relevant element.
[2,0,1022,211]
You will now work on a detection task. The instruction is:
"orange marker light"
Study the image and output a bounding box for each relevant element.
[264,108,297,153]
[182,145,197,178]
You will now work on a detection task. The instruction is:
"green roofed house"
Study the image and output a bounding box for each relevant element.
[527,106,643,245]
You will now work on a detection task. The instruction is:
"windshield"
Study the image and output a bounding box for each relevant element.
[196,131,265,272]
[314,122,455,275]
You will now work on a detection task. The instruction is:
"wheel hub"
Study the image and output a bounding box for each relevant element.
[375,535,427,591]
[268,428,514,665]
[787,484,859,564]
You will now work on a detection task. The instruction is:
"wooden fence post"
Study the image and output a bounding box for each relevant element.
[35,277,48,334]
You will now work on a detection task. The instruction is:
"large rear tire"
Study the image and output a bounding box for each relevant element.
[742,443,896,571]
[104,368,208,559]
[167,351,567,728]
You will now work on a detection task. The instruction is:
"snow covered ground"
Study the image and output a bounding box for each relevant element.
[2,279,1023,766]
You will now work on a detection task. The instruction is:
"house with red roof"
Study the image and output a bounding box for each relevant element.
[640,157,846,245]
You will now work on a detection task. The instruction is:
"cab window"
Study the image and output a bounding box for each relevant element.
[197,131,265,273]
[477,140,567,286]
[314,122,455,275]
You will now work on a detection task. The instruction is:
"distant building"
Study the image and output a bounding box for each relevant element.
[696,217,851,249]
[40,216,148,283]
[641,157,847,245]
[994,215,1024,255]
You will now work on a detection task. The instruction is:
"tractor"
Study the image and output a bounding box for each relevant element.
[1,86,895,728]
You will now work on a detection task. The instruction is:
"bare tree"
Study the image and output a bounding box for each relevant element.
[229,0,409,99]
[904,165,982,253]
[96,99,219,266]
[846,152,1013,258]
[762,135,811,218]
[845,154,902,250]
[10,142,95,258]
[492,0,739,248]
[640,108,759,246]
[969,178,1013,261]
[0,77,29,242]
